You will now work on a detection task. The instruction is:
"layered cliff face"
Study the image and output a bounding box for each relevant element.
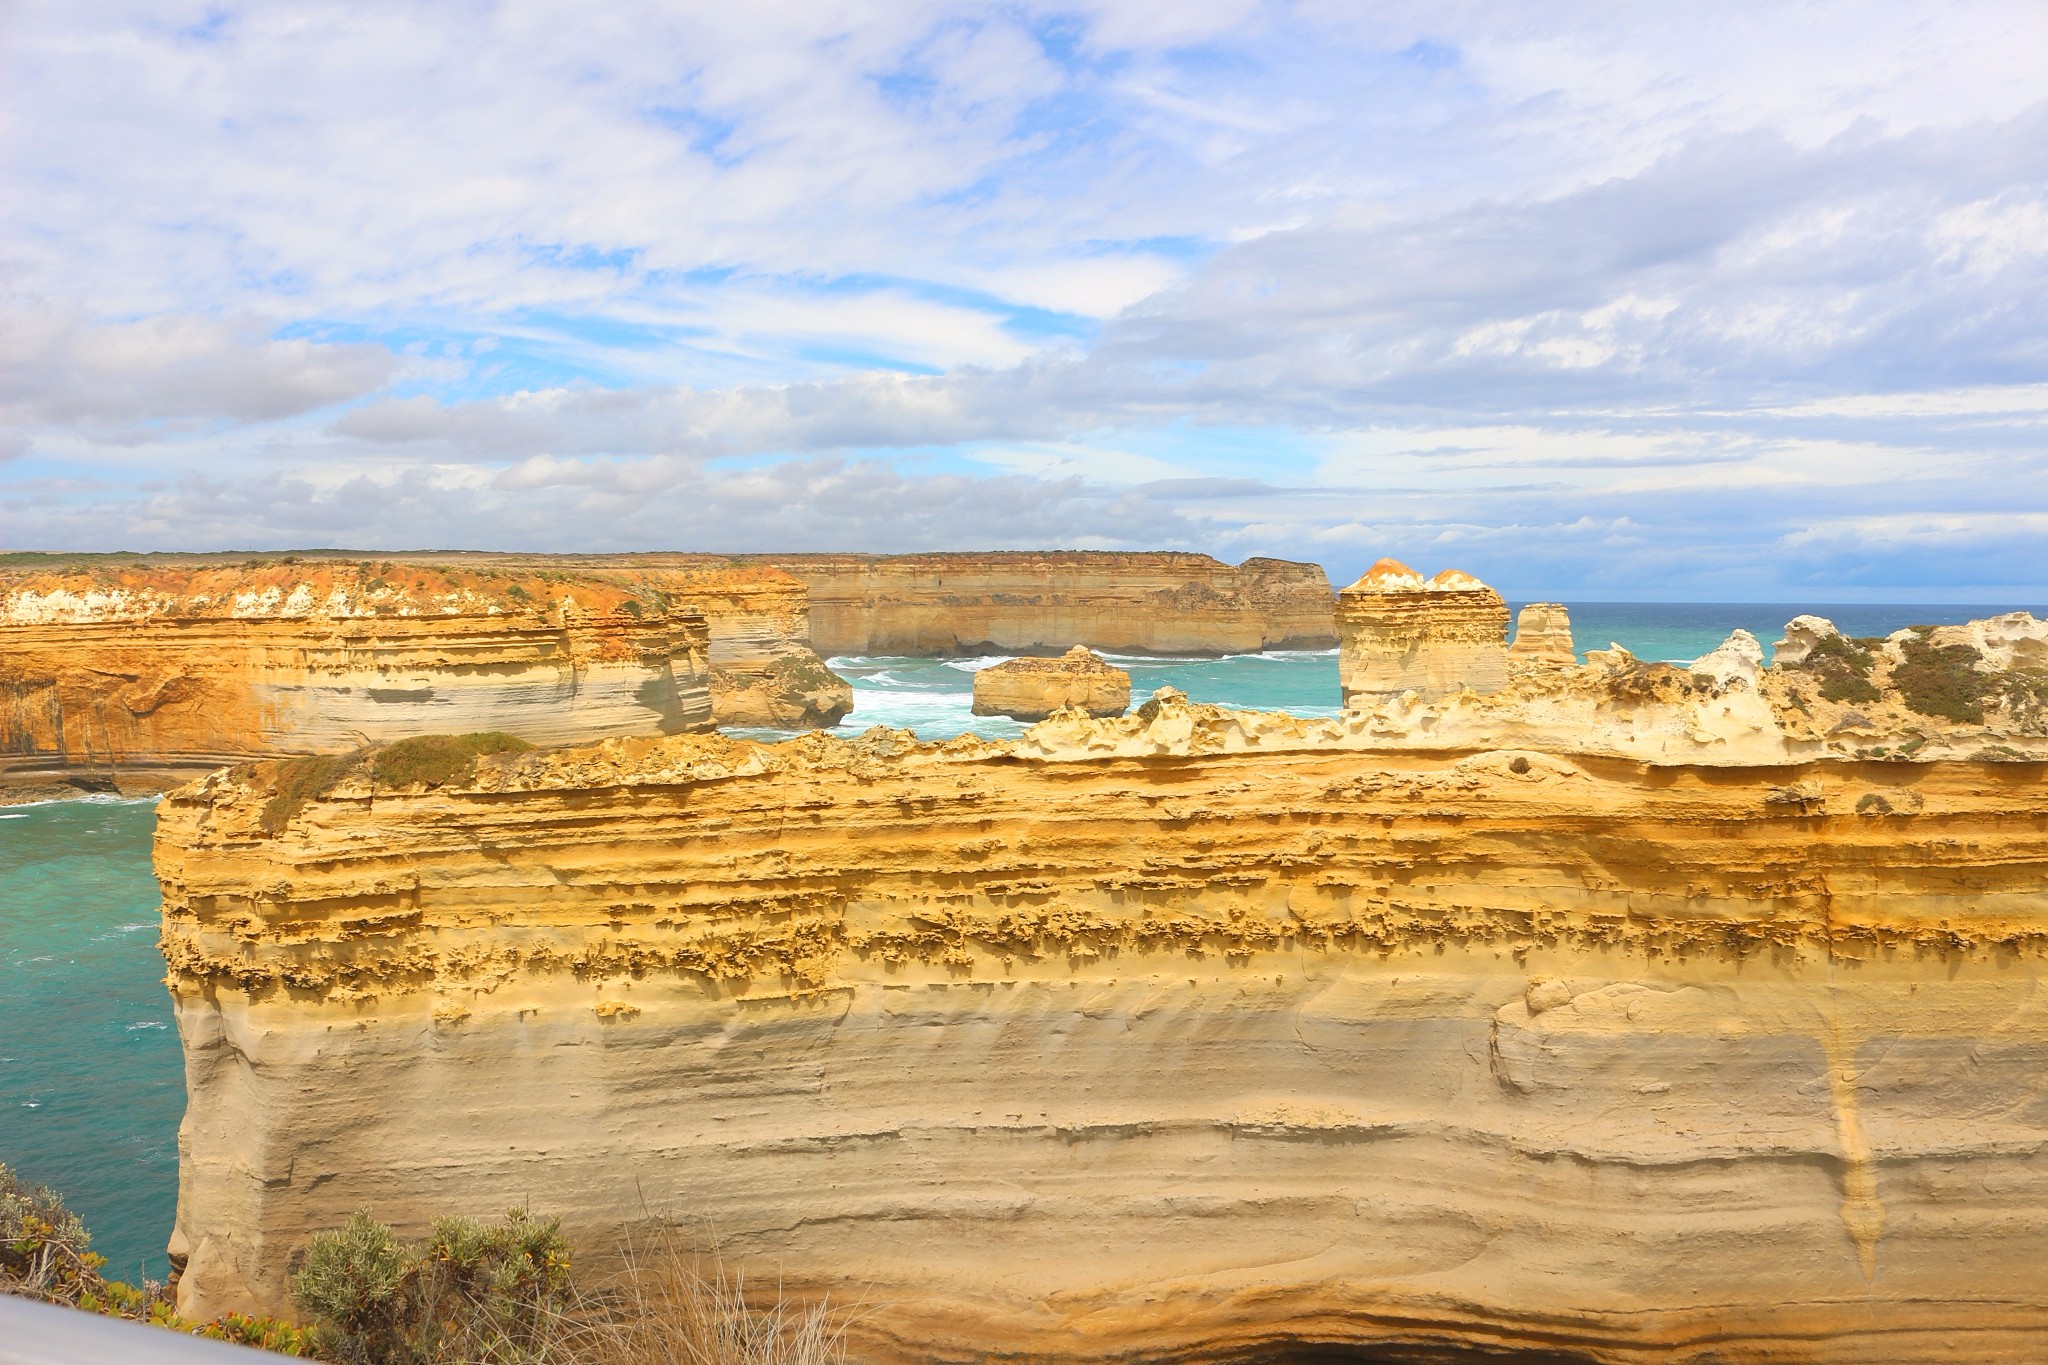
[0,562,711,783]
[158,675,2048,1362]
[753,552,1337,656]
[0,556,853,780]
[970,646,1130,720]
[1336,559,1511,705]
[577,562,852,729]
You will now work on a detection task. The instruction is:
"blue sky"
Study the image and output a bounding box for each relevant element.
[3,0,2045,598]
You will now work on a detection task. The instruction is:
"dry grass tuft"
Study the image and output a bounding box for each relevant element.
[568,1224,851,1365]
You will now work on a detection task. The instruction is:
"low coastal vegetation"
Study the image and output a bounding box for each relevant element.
[1,1164,846,1363]
[260,733,536,834]
[2,1161,316,1353]
[1787,632,1884,705]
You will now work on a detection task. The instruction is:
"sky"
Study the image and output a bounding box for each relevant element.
[2,1,2045,599]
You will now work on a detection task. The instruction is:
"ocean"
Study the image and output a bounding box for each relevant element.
[0,600,2032,1282]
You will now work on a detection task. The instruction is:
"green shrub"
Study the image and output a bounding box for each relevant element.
[1892,638,1994,724]
[2,1162,314,1353]
[2,1161,101,1304]
[290,1208,574,1365]
[368,733,534,789]
[1787,633,1882,705]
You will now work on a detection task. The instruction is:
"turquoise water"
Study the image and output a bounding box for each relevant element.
[0,798,182,1284]
[0,599,2034,1280]
[832,602,2035,740]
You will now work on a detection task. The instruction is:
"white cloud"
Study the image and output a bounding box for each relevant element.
[1,1,2044,597]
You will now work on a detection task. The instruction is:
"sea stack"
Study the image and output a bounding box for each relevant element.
[1335,558,1510,706]
[971,646,1131,720]
[1507,602,1576,669]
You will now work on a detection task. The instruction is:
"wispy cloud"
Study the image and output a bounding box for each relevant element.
[3,0,2044,597]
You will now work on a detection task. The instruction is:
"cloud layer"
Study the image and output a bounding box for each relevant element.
[4,1,2045,597]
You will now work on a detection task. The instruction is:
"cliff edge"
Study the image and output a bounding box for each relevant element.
[157,661,2048,1361]
[753,551,1337,657]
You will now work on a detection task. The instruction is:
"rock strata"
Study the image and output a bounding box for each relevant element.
[0,562,711,785]
[1336,559,1510,705]
[753,552,1337,656]
[0,554,854,789]
[970,646,1130,720]
[157,648,2048,1361]
[1506,602,1575,669]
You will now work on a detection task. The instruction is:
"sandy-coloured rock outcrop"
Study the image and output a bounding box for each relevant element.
[298,552,854,730]
[0,561,711,785]
[1506,601,1576,669]
[970,646,1130,720]
[158,651,2048,1361]
[752,552,1337,656]
[0,556,853,786]
[1688,628,1765,688]
[1336,559,1511,705]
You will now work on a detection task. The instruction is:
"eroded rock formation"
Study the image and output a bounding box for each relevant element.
[753,552,1337,656]
[970,646,1130,720]
[158,645,2048,1361]
[0,555,854,787]
[307,552,854,730]
[1336,559,1511,705]
[0,562,711,785]
[1507,601,1576,669]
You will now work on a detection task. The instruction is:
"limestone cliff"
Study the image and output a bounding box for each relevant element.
[1336,559,1510,705]
[970,646,1130,720]
[0,555,853,786]
[0,561,711,784]
[276,552,854,730]
[158,673,2048,1361]
[753,552,1337,657]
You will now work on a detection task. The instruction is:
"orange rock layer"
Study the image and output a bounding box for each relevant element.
[752,552,1337,656]
[0,561,712,782]
[0,554,856,783]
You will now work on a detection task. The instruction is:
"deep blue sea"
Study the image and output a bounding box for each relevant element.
[0,601,2033,1280]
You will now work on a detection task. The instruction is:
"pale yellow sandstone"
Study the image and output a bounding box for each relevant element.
[156,660,2048,1361]
[970,646,1131,720]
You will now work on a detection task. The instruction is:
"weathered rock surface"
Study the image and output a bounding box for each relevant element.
[970,646,1130,720]
[0,561,711,785]
[1689,628,1765,688]
[1336,559,1511,705]
[315,552,853,730]
[753,552,1337,656]
[158,669,2048,1361]
[0,554,853,788]
[1506,601,1576,669]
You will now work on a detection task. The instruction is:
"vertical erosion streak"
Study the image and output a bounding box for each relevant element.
[1823,1016,1884,1281]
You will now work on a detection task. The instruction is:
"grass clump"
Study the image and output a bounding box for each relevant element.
[368,733,534,789]
[1892,637,1995,724]
[1787,633,1882,705]
[261,753,361,835]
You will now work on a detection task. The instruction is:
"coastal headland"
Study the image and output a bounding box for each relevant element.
[744,551,1338,657]
[0,552,850,791]
[153,571,2048,1361]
